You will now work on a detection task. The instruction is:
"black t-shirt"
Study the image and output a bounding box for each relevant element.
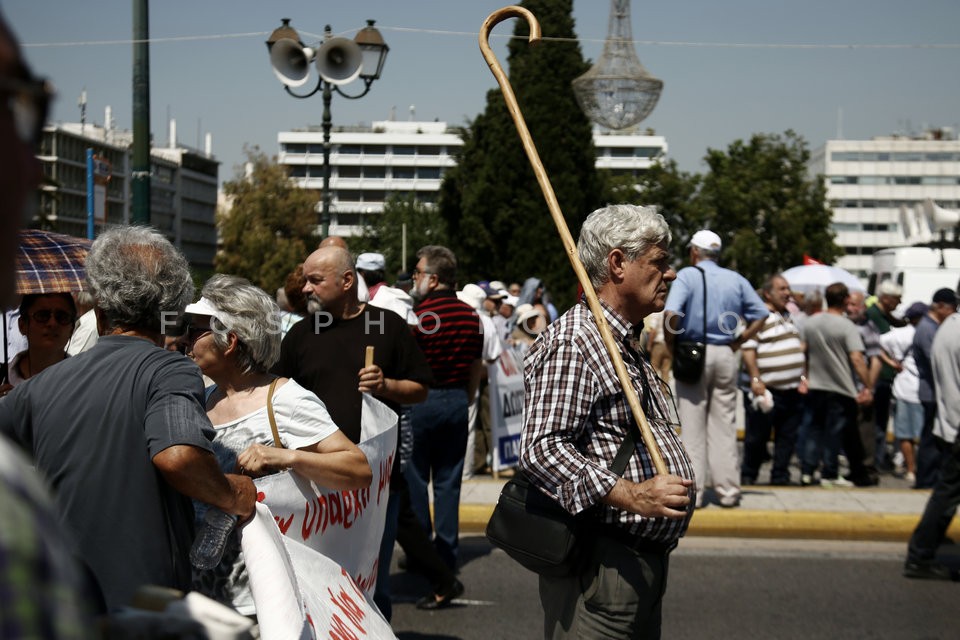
[274,306,433,444]
[0,335,214,610]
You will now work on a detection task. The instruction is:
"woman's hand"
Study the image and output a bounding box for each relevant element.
[237,442,294,477]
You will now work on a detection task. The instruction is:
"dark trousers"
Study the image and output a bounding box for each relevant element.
[406,388,469,569]
[802,390,868,480]
[873,378,894,469]
[907,436,960,564]
[916,401,942,489]
[741,387,802,484]
[540,533,670,639]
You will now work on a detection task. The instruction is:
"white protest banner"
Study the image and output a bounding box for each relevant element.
[242,503,396,640]
[254,394,398,596]
[487,347,525,472]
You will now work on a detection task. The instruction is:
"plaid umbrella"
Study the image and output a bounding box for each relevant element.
[15,229,92,295]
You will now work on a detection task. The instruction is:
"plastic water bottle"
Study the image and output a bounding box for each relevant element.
[189,508,238,570]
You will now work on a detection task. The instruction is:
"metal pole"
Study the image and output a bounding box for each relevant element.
[86,149,95,240]
[132,0,151,224]
[320,82,333,238]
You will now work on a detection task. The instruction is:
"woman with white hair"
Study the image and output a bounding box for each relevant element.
[185,273,371,615]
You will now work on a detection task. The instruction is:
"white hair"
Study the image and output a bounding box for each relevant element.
[200,274,282,375]
[577,204,671,289]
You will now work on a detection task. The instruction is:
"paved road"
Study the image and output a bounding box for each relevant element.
[388,535,959,639]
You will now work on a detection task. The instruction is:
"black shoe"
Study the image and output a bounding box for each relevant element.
[903,562,959,581]
[416,579,464,610]
[741,476,757,486]
[845,473,879,487]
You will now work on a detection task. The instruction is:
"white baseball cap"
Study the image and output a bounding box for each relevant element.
[184,297,227,324]
[689,229,722,251]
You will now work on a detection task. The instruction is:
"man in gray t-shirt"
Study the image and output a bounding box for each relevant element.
[0,227,256,611]
[799,283,873,486]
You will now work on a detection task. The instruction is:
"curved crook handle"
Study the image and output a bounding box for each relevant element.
[478,6,668,476]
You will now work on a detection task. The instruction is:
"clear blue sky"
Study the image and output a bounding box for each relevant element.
[6,1,959,182]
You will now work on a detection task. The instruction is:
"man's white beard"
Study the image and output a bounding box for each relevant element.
[410,278,430,302]
[307,296,324,314]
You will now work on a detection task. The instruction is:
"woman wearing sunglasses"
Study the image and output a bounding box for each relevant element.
[2,292,75,390]
[183,273,371,617]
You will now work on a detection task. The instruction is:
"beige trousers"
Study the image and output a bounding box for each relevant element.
[676,343,741,507]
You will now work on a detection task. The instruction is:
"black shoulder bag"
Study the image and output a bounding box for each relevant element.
[486,424,639,577]
[672,266,707,384]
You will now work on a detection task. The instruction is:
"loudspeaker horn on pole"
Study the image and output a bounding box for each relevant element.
[316,37,363,85]
[270,38,315,88]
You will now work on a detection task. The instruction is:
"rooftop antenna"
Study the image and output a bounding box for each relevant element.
[836,106,843,139]
[78,88,87,135]
[409,104,416,121]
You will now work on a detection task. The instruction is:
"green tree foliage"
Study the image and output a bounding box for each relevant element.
[356,194,449,277]
[439,0,602,309]
[600,159,707,259]
[696,131,839,285]
[215,146,319,294]
[598,132,839,287]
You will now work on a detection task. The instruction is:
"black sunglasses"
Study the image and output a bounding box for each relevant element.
[0,70,53,147]
[28,309,74,326]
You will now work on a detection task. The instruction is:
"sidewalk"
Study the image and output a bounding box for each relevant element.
[457,475,960,543]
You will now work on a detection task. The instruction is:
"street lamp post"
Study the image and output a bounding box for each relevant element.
[266,19,389,238]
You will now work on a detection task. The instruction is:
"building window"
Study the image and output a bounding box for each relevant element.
[418,167,442,179]
[364,145,387,155]
[364,167,386,179]
[337,145,363,155]
[284,143,307,154]
[335,213,364,226]
[392,168,416,179]
[831,222,859,232]
[307,144,325,154]
[392,145,416,155]
[288,165,307,178]
[337,166,362,179]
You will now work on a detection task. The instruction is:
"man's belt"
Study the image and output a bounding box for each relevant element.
[590,523,678,556]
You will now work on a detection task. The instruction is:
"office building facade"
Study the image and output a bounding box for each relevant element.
[278,120,667,235]
[36,122,220,270]
[809,129,960,277]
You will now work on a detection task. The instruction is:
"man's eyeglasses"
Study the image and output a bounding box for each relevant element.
[412,268,434,277]
[1,71,53,147]
[28,309,74,326]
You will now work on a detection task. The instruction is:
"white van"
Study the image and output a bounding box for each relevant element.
[869,247,960,310]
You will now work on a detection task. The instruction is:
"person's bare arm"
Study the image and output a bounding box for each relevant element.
[466,358,484,403]
[601,475,693,519]
[358,364,428,404]
[237,431,372,490]
[153,445,256,519]
[741,347,767,397]
[849,351,874,405]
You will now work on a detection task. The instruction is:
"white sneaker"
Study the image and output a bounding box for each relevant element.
[800,474,818,486]
[822,476,854,488]
[905,471,916,484]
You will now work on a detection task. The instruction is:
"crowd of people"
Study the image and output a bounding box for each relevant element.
[3,10,960,639]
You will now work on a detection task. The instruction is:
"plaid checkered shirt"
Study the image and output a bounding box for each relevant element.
[519,299,696,543]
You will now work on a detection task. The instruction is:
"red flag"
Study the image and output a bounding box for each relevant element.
[803,254,824,266]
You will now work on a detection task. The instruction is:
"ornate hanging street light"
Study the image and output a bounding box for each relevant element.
[572,0,662,130]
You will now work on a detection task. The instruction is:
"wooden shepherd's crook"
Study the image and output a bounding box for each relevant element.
[479,6,668,476]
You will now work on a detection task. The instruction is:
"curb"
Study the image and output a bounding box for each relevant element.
[458,504,960,543]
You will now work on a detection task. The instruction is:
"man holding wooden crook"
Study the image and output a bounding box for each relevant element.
[520,205,695,639]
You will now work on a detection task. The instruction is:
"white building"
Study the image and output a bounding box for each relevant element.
[36,119,220,271]
[808,128,960,277]
[278,121,667,235]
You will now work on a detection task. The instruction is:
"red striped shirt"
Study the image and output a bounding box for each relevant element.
[414,290,483,388]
